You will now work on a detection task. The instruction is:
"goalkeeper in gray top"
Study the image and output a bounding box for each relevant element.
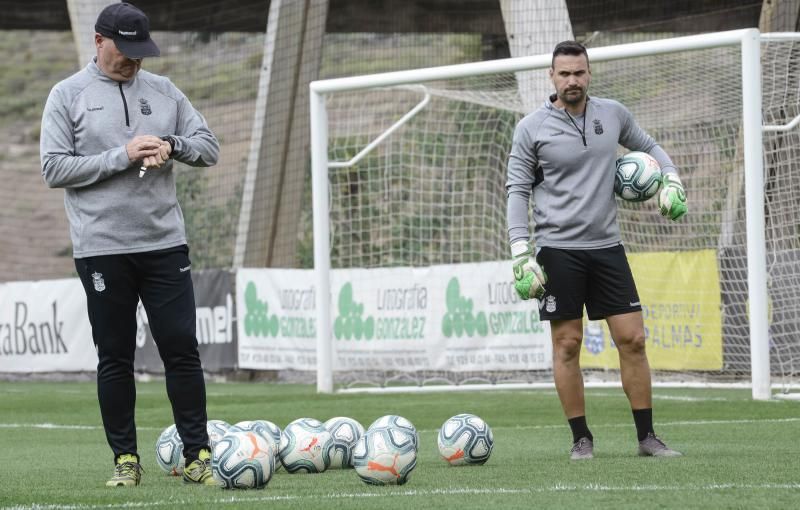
[506,41,686,460]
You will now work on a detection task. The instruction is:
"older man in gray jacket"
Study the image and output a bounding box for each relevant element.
[40,2,219,487]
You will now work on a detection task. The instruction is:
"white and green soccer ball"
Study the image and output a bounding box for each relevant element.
[207,419,232,451]
[230,420,281,447]
[353,426,417,485]
[324,417,365,469]
[279,418,334,473]
[614,151,662,202]
[437,413,494,466]
[368,415,418,451]
[212,430,275,489]
[228,420,281,456]
[231,420,282,468]
[155,424,184,475]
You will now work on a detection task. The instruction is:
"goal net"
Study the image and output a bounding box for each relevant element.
[310,30,799,397]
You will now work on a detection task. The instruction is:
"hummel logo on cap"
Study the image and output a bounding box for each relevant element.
[95,2,160,59]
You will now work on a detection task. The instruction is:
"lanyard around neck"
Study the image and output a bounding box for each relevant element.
[564,105,587,147]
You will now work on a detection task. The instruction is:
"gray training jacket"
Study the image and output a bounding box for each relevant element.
[506,96,677,250]
[40,59,219,258]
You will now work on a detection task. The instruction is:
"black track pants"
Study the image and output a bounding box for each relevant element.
[75,245,209,463]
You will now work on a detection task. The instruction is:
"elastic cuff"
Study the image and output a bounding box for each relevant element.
[510,240,530,258]
[160,135,177,154]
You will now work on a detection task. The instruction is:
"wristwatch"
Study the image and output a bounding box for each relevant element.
[160,135,177,154]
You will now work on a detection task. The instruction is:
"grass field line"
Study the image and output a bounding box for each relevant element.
[1,417,798,433]
[488,390,738,402]
[4,388,782,404]
[0,388,749,402]
[4,483,800,510]
[589,392,732,402]
[501,417,800,432]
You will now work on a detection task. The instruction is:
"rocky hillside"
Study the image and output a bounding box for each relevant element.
[0,31,78,281]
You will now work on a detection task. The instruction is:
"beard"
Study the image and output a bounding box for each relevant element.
[559,87,586,105]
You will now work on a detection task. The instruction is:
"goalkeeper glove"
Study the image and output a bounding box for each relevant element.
[658,173,687,221]
[511,241,547,300]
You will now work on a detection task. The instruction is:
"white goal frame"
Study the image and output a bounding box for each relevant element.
[309,29,770,398]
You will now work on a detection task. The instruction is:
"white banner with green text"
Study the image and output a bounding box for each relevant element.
[236,262,552,371]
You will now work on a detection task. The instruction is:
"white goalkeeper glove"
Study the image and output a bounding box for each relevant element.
[658,173,688,221]
[511,241,547,300]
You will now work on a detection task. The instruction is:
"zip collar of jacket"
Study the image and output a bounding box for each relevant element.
[545,94,591,146]
[87,57,137,88]
[544,93,591,114]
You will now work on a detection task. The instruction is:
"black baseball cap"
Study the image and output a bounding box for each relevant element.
[95,3,160,59]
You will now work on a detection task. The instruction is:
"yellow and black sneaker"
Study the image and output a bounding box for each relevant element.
[106,454,143,487]
[182,448,218,486]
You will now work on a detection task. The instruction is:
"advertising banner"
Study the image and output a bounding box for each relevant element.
[135,269,237,372]
[0,278,96,372]
[580,249,723,370]
[236,268,317,370]
[237,262,551,371]
[330,262,552,371]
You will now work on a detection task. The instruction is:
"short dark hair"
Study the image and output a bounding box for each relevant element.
[551,40,588,68]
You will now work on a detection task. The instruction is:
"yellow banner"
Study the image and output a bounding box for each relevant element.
[581,249,722,371]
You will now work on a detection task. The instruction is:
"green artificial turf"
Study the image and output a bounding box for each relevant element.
[0,382,798,509]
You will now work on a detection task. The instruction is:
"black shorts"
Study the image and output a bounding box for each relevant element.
[535,244,642,321]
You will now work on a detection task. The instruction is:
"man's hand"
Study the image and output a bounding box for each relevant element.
[126,135,163,164]
[141,139,173,170]
[658,173,687,221]
[511,241,547,300]
[158,136,174,162]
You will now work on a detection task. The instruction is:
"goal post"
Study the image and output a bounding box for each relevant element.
[310,29,776,398]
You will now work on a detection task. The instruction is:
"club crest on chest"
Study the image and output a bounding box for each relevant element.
[139,98,152,115]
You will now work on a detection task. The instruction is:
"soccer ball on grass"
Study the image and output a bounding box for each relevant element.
[324,416,365,469]
[279,418,334,473]
[231,420,282,468]
[207,419,232,451]
[212,430,275,489]
[155,424,184,475]
[437,413,494,466]
[353,426,417,485]
[367,415,419,451]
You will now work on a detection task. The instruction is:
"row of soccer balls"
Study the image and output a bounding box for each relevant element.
[156,413,493,489]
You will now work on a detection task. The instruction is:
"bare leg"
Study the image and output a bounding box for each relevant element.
[607,312,682,456]
[551,318,586,418]
[606,311,651,409]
